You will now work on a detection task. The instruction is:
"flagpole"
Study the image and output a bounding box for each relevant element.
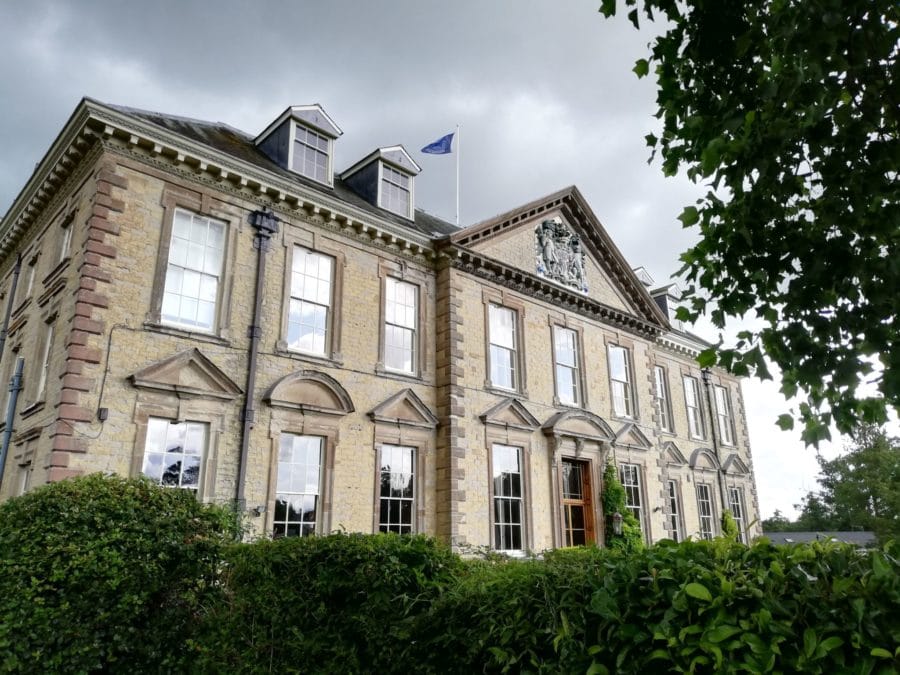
[455,124,460,226]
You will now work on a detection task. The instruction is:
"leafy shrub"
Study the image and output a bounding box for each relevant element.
[196,532,460,674]
[410,539,900,674]
[721,508,739,540]
[602,461,643,553]
[0,474,237,673]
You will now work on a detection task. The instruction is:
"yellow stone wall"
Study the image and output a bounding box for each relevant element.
[0,142,760,548]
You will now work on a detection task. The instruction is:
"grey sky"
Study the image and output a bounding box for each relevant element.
[0,0,837,518]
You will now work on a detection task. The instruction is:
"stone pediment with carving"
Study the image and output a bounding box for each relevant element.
[369,389,438,429]
[722,454,750,475]
[448,187,670,328]
[613,423,653,451]
[542,409,613,441]
[130,348,242,400]
[264,370,354,416]
[690,447,720,471]
[479,398,540,431]
[662,441,688,466]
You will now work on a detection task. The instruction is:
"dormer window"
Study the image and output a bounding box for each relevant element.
[380,164,411,217]
[293,125,330,183]
[341,146,420,221]
[255,104,342,186]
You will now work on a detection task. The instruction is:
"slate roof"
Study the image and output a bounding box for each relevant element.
[763,531,877,547]
[104,102,459,240]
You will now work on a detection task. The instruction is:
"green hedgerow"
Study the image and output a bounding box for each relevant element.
[0,474,238,673]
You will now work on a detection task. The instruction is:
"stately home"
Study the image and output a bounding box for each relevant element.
[0,98,760,550]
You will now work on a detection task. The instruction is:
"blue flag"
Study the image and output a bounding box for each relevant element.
[421,132,454,154]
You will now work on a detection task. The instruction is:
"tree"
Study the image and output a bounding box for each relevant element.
[798,424,900,541]
[600,0,899,444]
[761,509,795,532]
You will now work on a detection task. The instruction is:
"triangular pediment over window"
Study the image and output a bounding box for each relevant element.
[662,441,688,466]
[613,422,653,451]
[479,398,540,431]
[369,389,438,429]
[542,409,613,442]
[722,454,750,475]
[448,187,669,329]
[690,447,720,471]
[264,370,354,416]
[130,348,242,400]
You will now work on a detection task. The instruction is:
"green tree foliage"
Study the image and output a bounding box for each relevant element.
[797,424,900,541]
[0,474,238,673]
[602,461,644,553]
[761,508,796,532]
[600,0,900,444]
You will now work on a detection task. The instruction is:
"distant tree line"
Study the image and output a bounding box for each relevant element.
[762,425,899,543]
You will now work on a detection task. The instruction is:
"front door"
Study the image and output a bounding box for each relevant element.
[561,459,595,546]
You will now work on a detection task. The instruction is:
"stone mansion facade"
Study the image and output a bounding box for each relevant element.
[0,98,761,550]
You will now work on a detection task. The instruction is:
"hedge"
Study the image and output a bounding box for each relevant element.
[1,476,897,673]
[0,474,237,673]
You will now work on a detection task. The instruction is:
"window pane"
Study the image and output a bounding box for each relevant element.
[492,445,524,551]
[142,418,206,495]
[379,445,416,533]
[162,209,224,331]
[274,435,323,538]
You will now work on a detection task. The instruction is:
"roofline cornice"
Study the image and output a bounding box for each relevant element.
[1,99,437,260]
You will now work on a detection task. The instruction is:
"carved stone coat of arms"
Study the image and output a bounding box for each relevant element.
[534,218,588,293]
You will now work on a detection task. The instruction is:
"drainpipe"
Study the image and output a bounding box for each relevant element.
[0,254,23,364]
[0,357,25,489]
[701,368,729,519]
[236,208,279,509]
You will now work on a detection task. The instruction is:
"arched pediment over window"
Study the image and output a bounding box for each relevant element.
[541,409,613,442]
[722,453,750,475]
[689,447,720,471]
[264,370,354,416]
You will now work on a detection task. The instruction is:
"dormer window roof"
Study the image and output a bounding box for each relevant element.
[255,104,343,186]
[341,146,421,220]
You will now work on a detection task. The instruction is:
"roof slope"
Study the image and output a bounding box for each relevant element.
[105,102,458,238]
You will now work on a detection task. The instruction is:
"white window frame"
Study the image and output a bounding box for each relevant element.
[378,444,417,534]
[287,246,334,357]
[696,483,716,540]
[608,345,634,418]
[553,325,580,406]
[273,433,324,538]
[379,163,413,219]
[666,479,684,542]
[160,208,226,332]
[714,385,736,445]
[619,463,645,537]
[488,304,519,391]
[58,215,74,263]
[291,123,332,185]
[654,366,673,432]
[33,323,54,403]
[728,486,748,544]
[383,277,418,374]
[491,443,525,552]
[141,418,207,494]
[683,376,706,439]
